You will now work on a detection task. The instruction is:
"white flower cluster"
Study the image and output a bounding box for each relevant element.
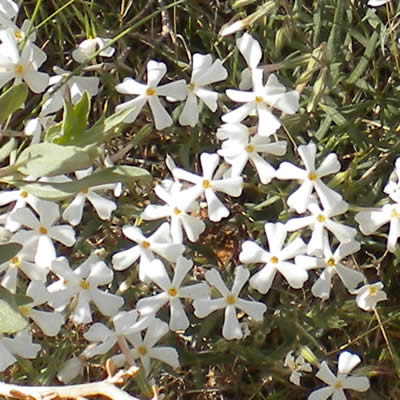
[0,3,390,398]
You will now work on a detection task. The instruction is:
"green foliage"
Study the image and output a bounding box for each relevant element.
[0,83,27,126]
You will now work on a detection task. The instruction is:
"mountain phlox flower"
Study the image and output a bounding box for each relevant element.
[141,180,205,244]
[383,157,400,202]
[115,60,186,130]
[0,186,57,231]
[47,255,124,324]
[0,329,41,372]
[236,33,263,90]
[217,122,287,184]
[222,69,299,137]
[62,167,117,226]
[286,199,357,257]
[355,202,400,253]
[111,222,185,283]
[82,310,155,359]
[10,205,76,268]
[193,265,267,340]
[295,232,363,300]
[0,28,49,93]
[179,53,227,127]
[284,350,312,386]
[72,37,115,63]
[18,280,64,336]
[110,318,180,374]
[137,256,209,331]
[239,222,308,294]
[41,66,100,115]
[0,238,46,293]
[171,152,243,222]
[0,0,18,18]
[276,142,343,213]
[308,351,370,400]
[354,282,387,311]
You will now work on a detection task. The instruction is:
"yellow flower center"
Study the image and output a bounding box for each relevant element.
[18,305,31,317]
[81,188,89,194]
[202,179,211,189]
[80,279,90,290]
[334,380,343,390]
[327,258,336,267]
[255,96,263,103]
[317,214,326,223]
[137,345,147,356]
[10,256,20,267]
[145,88,156,96]
[173,207,182,215]
[245,144,255,153]
[39,226,48,235]
[391,209,400,218]
[141,240,150,249]
[15,63,24,75]
[270,256,279,264]
[20,191,28,198]
[187,82,195,91]
[308,171,317,181]
[368,286,378,296]
[226,294,236,305]
[14,31,23,41]
[168,288,177,297]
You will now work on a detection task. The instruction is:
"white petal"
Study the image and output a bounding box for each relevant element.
[355,208,391,235]
[63,193,86,226]
[23,70,49,93]
[342,376,370,392]
[335,264,364,292]
[86,192,116,220]
[257,105,281,136]
[30,309,64,336]
[275,90,299,114]
[249,265,277,294]
[157,79,187,100]
[115,96,147,124]
[205,269,229,296]
[249,153,276,184]
[169,297,189,331]
[313,180,343,212]
[193,298,226,318]
[116,78,145,95]
[275,162,306,180]
[325,220,356,243]
[90,288,124,317]
[223,305,242,340]
[148,95,173,130]
[222,101,254,123]
[239,241,270,264]
[338,351,361,375]
[112,246,141,271]
[235,298,266,321]
[137,292,169,315]
[179,93,198,127]
[205,189,229,222]
[277,261,308,289]
[36,235,56,267]
[265,222,287,254]
[146,259,171,290]
[180,214,205,242]
[149,346,180,369]
[195,87,219,111]
[312,268,334,299]
[287,181,314,214]
[237,33,262,68]
[48,225,76,247]
[147,60,167,87]
[231,265,250,296]
[298,143,316,172]
[307,387,334,400]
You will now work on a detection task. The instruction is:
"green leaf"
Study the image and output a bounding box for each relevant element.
[0,138,16,163]
[55,92,90,145]
[15,165,151,200]
[16,142,98,178]
[0,299,28,334]
[0,242,22,264]
[0,83,28,125]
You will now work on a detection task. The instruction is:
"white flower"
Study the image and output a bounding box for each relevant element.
[239,222,308,294]
[355,203,400,253]
[222,70,299,136]
[115,60,186,130]
[18,280,64,336]
[171,152,243,222]
[286,200,357,257]
[355,282,387,311]
[179,53,227,127]
[236,33,263,90]
[47,255,124,324]
[295,232,363,300]
[276,142,343,213]
[41,66,100,115]
[57,356,84,383]
[137,256,209,331]
[308,351,370,400]
[217,123,287,184]
[193,266,267,340]
[10,205,76,268]
[141,180,205,244]
[112,222,185,283]
[0,187,57,231]
[0,329,41,372]
[0,28,49,93]
[72,37,115,63]
[284,351,312,386]
[62,167,117,226]
[0,238,45,293]
[368,0,390,6]
[82,310,154,359]
[110,318,180,374]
